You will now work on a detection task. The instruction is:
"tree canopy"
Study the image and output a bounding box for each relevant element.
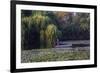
[21,10,90,49]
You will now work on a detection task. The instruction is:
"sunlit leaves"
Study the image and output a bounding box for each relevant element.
[45,24,58,48]
[32,14,51,30]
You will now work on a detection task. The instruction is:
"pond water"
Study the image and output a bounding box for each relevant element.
[55,40,90,48]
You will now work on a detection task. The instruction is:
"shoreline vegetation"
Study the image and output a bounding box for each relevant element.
[21,47,90,63]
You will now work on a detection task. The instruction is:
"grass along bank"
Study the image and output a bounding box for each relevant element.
[21,48,90,63]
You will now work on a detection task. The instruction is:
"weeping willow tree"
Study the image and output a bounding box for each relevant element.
[45,24,58,48]
[21,16,33,49]
[32,11,52,48]
[21,10,62,49]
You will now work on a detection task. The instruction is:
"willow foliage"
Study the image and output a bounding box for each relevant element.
[21,11,58,49]
[45,24,58,48]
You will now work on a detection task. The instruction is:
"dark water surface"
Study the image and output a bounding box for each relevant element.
[55,40,90,48]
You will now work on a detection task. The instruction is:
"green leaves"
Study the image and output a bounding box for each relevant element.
[21,11,60,49]
[45,24,58,48]
[21,10,90,49]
